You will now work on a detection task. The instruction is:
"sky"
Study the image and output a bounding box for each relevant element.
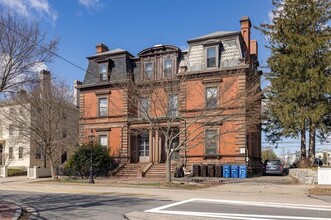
[1,0,330,155]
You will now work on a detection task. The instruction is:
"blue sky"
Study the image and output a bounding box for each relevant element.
[0,0,274,82]
[1,0,330,155]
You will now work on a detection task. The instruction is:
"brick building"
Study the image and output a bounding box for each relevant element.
[76,16,261,176]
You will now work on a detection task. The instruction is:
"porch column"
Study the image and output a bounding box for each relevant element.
[149,129,153,163]
[155,129,159,163]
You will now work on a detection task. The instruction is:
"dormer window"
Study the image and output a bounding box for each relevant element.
[206,47,217,68]
[99,63,108,82]
[144,62,154,80]
[163,58,173,78]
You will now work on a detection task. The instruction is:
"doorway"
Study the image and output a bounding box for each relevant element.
[138,133,149,162]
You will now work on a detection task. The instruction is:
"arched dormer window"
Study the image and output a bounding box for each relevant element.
[203,40,221,69]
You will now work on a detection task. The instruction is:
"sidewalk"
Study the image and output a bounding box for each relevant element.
[0,200,21,220]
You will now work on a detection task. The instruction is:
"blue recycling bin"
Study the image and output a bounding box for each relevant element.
[239,165,247,178]
[222,165,230,178]
[231,165,239,178]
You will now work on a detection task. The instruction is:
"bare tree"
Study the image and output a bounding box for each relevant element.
[0,70,78,179]
[0,10,58,94]
[110,67,261,183]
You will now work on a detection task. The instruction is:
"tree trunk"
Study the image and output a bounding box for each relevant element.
[166,153,172,183]
[300,128,307,161]
[308,123,316,165]
[43,148,47,168]
[49,158,56,180]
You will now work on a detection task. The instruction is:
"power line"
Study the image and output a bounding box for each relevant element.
[0,19,93,76]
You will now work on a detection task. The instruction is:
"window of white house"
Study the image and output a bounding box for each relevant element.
[168,94,178,117]
[35,146,41,159]
[62,129,67,138]
[9,124,13,135]
[9,147,13,159]
[99,63,108,82]
[144,62,153,79]
[206,47,217,68]
[18,127,22,135]
[98,97,108,117]
[205,129,218,155]
[98,135,108,149]
[206,87,218,109]
[139,97,150,119]
[19,147,23,159]
[163,59,173,77]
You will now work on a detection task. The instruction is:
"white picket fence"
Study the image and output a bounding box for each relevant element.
[318,167,331,185]
[0,166,8,178]
[27,166,51,179]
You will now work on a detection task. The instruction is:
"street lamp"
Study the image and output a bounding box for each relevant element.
[88,129,95,184]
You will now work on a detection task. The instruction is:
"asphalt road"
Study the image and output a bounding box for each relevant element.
[1,175,330,220]
[1,190,171,219]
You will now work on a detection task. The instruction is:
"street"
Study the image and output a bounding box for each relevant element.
[1,176,331,220]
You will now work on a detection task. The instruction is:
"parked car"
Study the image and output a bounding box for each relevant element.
[263,159,284,176]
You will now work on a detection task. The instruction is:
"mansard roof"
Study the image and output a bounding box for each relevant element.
[138,45,180,57]
[87,48,131,59]
[187,31,240,43]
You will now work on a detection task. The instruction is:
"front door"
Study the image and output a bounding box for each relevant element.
[139,133,149,162]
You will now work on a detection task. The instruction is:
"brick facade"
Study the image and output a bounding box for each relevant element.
[77,16,261,173]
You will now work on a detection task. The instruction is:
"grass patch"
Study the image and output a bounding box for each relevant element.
[8,168,27,176]
[309,186,331,196]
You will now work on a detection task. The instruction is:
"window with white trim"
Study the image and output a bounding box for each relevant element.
[144,62,153,79]
[19,147,23,159]
[139,97,150,119]
[99,63,108,82]
[206,47,217,68]
[98,135,108,149]
[98,97,108,117]
[168,94,178,117]
[206,87,218,109]
[163,58,173,78]
[205,129,218,155]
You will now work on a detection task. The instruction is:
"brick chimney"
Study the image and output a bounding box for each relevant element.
[96,43,109,54]
[240,16,251,62]
[39,69,51,92]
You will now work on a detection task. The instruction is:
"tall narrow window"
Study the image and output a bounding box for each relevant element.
[144,62,153,79]
[9,124,13,135]
[139,97,150,119]
[98,98,108,117]
[206,87,218,109]
[18,126,23,135]
[206,47,217,68]
[98,135,108,149]
[99,63,108,82]
[62,129,67,138]
[205,129,218,155]
[168,94,178,117]
[163,59,173,78]
[35,146,41,159]
[9,147,13,159]
[19,147,23,159]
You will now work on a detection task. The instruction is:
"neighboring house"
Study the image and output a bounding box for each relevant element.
[316,151,331,166]
[0,103,32,168]
[77,16,261,174]
[0,70,78,170]
[281,151,300,167]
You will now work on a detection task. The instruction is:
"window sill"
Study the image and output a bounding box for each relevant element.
[203,155,221,160]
